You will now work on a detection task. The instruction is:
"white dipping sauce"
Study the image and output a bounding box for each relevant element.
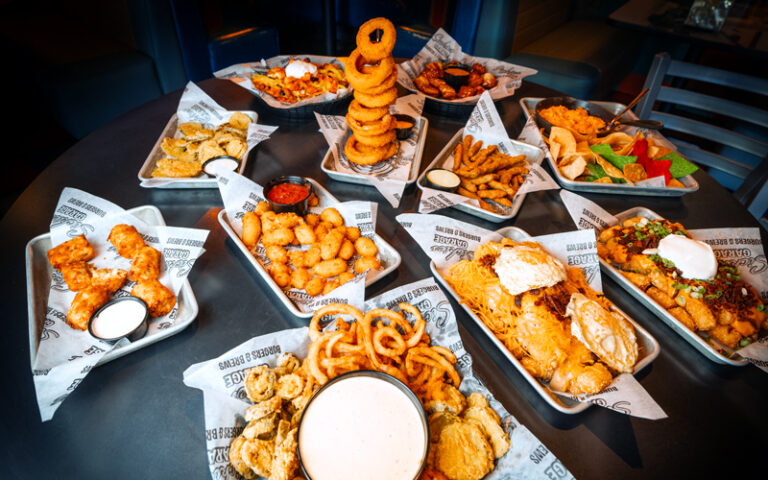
[91,300,146,339]
[657,234,717,280]
[299,376,426,480]
[204,157,239,176]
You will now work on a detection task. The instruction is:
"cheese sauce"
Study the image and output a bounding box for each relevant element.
[299,375,426,480]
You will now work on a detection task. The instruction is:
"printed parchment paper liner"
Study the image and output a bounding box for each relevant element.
[30,188,209,421]
[184,277,576,480]
[560,190,768,370]
[397,212,666,418]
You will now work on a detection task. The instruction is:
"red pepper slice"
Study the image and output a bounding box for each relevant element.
[633,138,671,184]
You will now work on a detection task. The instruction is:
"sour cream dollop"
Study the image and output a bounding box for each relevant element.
[656,234,717,280]
[285,60,317,78]
[493,245,567,296]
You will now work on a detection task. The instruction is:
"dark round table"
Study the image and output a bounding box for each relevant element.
[1,78,766,479]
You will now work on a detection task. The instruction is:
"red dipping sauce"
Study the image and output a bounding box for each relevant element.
[267,182,310,204]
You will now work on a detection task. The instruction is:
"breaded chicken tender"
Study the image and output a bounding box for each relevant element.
[90,268,128,293]
[47,235,95,269]
[128,246,162,283]
[131,279,176,317]
[60,262,92,291]
[108,224,145,259]
[67,286,110,330]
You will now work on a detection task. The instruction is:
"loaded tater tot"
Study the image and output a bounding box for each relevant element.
[47,235,95,269]
[131,279,176,318]
[128,246,162,283]
[67,286,110,330]
[108,224,145,259]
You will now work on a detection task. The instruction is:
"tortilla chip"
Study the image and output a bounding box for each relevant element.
[595,156,629,182]
[593,176,614,184]
[623,163,648,182]
[596,132,634,146]
[667,178,685,188]
[560,157,587,180]
[549,127,577,158]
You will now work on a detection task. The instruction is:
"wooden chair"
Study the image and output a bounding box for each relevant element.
[635,52,768,227]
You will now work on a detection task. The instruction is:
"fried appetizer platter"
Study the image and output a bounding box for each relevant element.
[251,58,348,103]
[447,239,639,395]
[151,112,251,178]
[413,61,497,100]
[343,17,399,166]
[241,202,380,297]
[598,217,766,351]
[227,303,510,480]
[541,110,698,187]
[47,225,176,330]
[451,134,529,213]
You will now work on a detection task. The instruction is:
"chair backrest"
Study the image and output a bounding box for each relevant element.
[634,52,768,181]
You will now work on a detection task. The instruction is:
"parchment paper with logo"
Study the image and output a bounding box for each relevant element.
[215,169,386,312]
[397,212,667,419]
[560,190,768,371]
[33,188,209,421]
[213,55,351,109]
[397,28,537,104]
[184,277,576,480]
[418,91,559,214]
[314,93,426,208]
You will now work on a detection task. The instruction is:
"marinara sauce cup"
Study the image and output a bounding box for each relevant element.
[263,176,313,215]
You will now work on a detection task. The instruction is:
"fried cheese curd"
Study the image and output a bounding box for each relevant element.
[228,303,510,480]
[598,217,767,350]
[539,105,606,135]
[241,202,379,297]
[447,239,639,395]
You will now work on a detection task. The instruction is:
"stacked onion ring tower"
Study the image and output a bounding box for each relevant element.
[343,18,399,166]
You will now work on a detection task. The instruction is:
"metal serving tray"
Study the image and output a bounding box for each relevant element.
[416,128,544,223]
[519,97,699,197]
[600,207,749,366]
[137,113,251,189]
[320,116,428,187]
[217,178,402,319]
[431,225,660,414]
[26,205,199,368]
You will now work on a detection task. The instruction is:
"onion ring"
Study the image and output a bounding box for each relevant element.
[346,113,393,136]
[354,86,398,108]
[344,136,390,165]
[356,17,397,62]
[345,50,394,88]
[348,100,388,122]
[354,129,395,147]
[354,67,397,95]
